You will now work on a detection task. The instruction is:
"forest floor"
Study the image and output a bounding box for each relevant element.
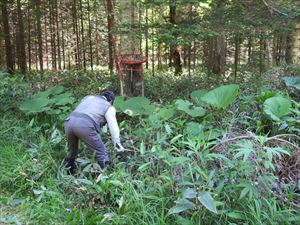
[0,67,299,225]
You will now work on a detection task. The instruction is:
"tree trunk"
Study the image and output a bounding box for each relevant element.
[169,1,182,75]
[106,0,116,75]
[79,0,86,70]
[49,0,57,70]
[55,0,61,70]
[1,0,14,73]
[157,43,162,70]
[87,0,93,70]
[145,7,149,69]
[259,33,264,76]
[27,6,32,70]
[247,35,252,64]
[44,15,49,69]
[285,33,293,64]
[36,0,43,71]
[72,0,79,69]
[234,32,240,82]
[188,43,191,77]
[16,0,27,73]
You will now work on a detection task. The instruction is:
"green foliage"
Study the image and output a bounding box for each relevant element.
[168,198,195,215]
[201,84,239,109]
[175,99,206,117]
[0,71,30,112]
[190,89,207,104]
[19,85,75,118]
[283,76,300,90]
[114,96,155,116]
[1,70,299,225]
[197,192,217,214]
[263,97,292,121]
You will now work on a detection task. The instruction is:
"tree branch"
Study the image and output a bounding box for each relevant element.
[261,0,294,19]
[267,137,300,151]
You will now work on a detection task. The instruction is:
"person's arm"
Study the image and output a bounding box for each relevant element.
[105,106,124,151]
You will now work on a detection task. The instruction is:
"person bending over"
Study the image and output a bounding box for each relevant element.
[64,90,124,173]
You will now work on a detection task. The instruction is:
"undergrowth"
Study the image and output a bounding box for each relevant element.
[0,68,299,224]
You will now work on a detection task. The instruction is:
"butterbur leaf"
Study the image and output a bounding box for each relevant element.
[158,107,175,120]
[114,96,125,112]
[283,76,300,90]
[201,84,239,109]
[191,89,207,103]
[263,97,292,121]
[185,122,204,137]
[45,85,65,95]
[122,97,155,116]
[51,92,75,105]
[176,99,205,117]
[168,198,195,214]
[19,85,74,114]
[20,97,49,113]
[198,192,217,213]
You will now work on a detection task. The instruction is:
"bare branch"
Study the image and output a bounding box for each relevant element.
[210,135,254,152]
[267,137,300,151]
[261,0,294,19]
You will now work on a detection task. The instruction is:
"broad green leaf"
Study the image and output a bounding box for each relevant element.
[183,188,197,199]
[175,99,205,117]
[19,97,49,113]
[201,84,239,109]
[263,97,292,121]
[257,91,278,102]
[114,96,125,112]
[19,85,74,114]
[45,85,65,95]
[185,122,204,137]
[168,198,195,214]
[283,76,300,90]
[122,97,155,116]
[191,89,207,103]
[51,92,75,105]
[33,85,64,99]
[158,107,175,120]
[198,192,217,213]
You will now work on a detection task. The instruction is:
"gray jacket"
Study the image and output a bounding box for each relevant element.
[71,95,111,131]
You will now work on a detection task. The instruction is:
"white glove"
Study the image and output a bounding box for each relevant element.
[101,125,108,133]
[115,142,125,152]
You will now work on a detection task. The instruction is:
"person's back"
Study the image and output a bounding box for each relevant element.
[73,95,111,131]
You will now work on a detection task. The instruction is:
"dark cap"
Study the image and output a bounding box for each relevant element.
[102,90,115,103]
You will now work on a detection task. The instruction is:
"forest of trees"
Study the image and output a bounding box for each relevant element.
[1,1,300,224]
[1,0,300,76]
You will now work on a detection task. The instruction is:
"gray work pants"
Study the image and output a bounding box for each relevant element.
[64,115,109,165]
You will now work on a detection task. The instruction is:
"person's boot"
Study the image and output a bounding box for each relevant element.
[98,161,109,172]
[64,159,77,175]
